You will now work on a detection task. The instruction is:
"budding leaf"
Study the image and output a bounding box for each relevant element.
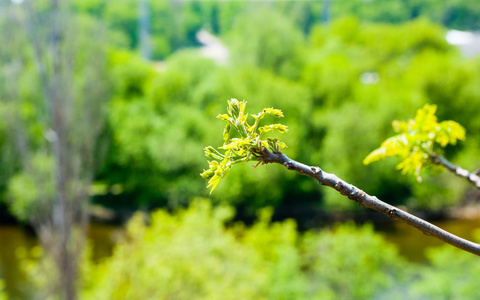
[258,124,289,134]
[223,123,231,144]
[364,104,466,180]
[201,99,288,193]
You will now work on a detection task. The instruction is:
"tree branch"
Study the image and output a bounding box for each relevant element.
[259,147,480,256]
[474,167,480,176]
[430,154,480,189]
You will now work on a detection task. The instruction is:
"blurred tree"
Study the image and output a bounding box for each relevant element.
[139,0,151,60]
[441,0,480,30]
[69,0,480,64]
[0,1,111,299]
[94,50,222,210]
[94,16,480,216]
[299,17,480,211]
[329,0,480,30]
[225,8,305,78]
[331,0,410,23]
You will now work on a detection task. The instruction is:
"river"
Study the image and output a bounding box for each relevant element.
[0,218,479,298]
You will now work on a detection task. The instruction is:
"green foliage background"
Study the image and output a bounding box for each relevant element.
[2,0,480,215]
[91,13,480,214]
[78,201,480,299]
[2,0,480,298]
[13,201,480,299]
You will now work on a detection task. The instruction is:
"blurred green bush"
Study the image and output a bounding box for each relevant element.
[18,201,480,299]
[79,200,408,300]
[80,201,480,299]
[409,230,480,299]
[0,280,7,300]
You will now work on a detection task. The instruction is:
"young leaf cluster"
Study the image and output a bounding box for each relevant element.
[201,99,288,193]
[363,104,466,181]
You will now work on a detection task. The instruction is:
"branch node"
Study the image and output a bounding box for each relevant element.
[348,190,360,202]
[335,182,349,196]
[310,166,321,174]
[283,161,295,170]
[388,208,397,217]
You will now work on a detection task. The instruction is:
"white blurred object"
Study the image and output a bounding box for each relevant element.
[196,29,229,65]
[446,30,475,45]
[446,30,480,57]
[360,72,379,85]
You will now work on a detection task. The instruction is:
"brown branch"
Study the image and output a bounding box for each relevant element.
[259,147,480,256]
[430,154,480,189]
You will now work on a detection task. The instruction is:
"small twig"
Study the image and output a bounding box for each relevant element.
[429,154,480,189]
[260,147,480,256]
[473,167,480,176]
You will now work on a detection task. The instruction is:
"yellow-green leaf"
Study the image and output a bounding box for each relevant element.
[217,114,230,121]
[259,124,288,134]
[413,104,437,132]
[223,123,231,144]
[392,120,408,133]
[263,108,284,118]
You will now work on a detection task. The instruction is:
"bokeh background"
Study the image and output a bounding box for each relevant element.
[1,0,480,299]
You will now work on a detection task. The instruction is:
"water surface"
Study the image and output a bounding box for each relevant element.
[0,224,123,299]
